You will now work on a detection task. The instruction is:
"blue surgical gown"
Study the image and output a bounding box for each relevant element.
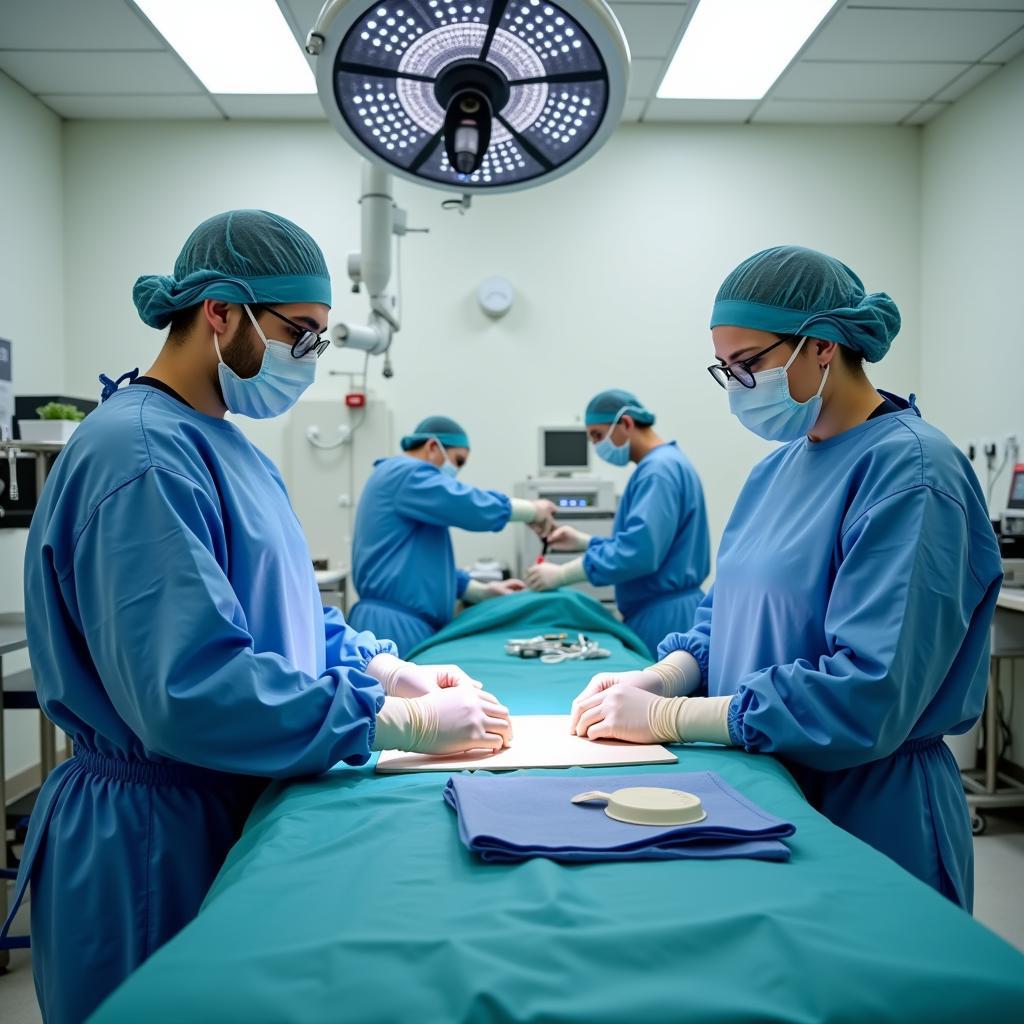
[584,442,710,658]
[3,382,393,1024]
[659,395,1001,909]
[348,456,513,655]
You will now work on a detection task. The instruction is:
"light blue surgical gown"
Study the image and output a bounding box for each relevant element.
[659,395,1001,909]
[584,442,710,658]
[2,382,393,1024]
[348,456,513,655]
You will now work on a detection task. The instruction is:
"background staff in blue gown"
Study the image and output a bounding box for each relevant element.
[348,416,556,656]
[525,390,710,658]
[1,211,510,1024]
[568,245,1001,911]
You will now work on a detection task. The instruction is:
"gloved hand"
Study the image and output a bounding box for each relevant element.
[526,560,566,592]
[463,578,527,604]
[571,668,733,745]
[526,557,587,592]
[487,578,527,597]
[574,684,662,744]
[530,499,557,539]
[373,686,514,754]
[569,669,662,734]
[368,653,482,698]
[545,525,590,553]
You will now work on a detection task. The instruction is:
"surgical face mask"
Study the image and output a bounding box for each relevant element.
[434,438,459,478]
[595,414,630,467]
[726,337,829,442]
[214,305,316,419]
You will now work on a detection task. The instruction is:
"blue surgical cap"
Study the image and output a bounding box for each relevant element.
[400,415,470,451]
[133,209,331,329]
[585,389,655,427]
[711,245,900,362]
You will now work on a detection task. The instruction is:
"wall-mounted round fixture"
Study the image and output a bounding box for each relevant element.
[307,0,630,194]
[478,276,515,317]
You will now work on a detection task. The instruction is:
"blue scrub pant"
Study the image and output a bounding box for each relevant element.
[4,750,264,1024]
[347,598,441,658]
[790,736,973,910]
[623,588,704,661]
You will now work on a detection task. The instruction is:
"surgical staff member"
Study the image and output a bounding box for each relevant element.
[1,211,510,1024]
[526,390,710,657]
[348,416,555,655]
[570,245,1001,910]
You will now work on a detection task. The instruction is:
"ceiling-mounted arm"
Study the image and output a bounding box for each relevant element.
[331,159,428,363]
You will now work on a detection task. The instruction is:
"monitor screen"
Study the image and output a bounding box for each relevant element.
[543,429,589,470]
[1010,466,1024,509]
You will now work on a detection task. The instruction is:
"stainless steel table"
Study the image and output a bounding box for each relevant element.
[962,589,1024,834]
[0,612,28,969]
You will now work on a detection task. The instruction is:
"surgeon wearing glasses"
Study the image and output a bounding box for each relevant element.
[7,210,511,1023]
[569,245,1001,912]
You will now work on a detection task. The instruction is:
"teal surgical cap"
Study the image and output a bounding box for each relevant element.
[711,245,900,363]
[585,389,655,426]
[133,209,331,329]
[400,415,470,451]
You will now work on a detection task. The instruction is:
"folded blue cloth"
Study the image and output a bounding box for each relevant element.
[444,772,796,864]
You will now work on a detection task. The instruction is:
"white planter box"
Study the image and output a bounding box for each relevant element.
[19,419,80,444]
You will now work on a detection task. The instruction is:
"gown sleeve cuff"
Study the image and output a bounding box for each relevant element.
[348,633,399,671]
[656,632,709,681]
[727,697,746,747]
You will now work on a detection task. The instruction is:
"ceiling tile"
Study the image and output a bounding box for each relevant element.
[902,102,949,126]
[753,99,918,123]
[934,62,1002,102]
[619,98,646,121]
[0,0,163,50]
[987,25,1024,62]
[628,57,665,97]
[804,8,1024,63]
[217,94,326,119]
[0,50,199,95]
[645,98,757,122]
[609,3,688,59]
[772,59,973,102]
[37,94,222,119]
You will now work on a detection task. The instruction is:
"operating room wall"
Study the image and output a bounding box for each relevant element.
[921,51,1024,518]
[0,71,65,780]
[61,118,922,585]
[921,52,1024,766]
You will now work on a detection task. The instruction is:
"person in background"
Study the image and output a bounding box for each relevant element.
[569,245,1001,911]
[2,211,510,1024]
[348,414,555,655]
[526,389,710,658]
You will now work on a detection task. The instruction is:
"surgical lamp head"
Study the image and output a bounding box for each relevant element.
[307,0,630,194]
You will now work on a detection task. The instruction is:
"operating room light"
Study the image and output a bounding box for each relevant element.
[307,0,630,193]
[134,0,316,94]
[657,0,835,100]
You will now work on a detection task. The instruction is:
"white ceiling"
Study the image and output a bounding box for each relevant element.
[0,0,1022,125]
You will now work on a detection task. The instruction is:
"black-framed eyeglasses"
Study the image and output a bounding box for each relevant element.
[261,307,331,359]
[707,334,800,390]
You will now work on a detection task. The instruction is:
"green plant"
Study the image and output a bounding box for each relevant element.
[36,402,85,422]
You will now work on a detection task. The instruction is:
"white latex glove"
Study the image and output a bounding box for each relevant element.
[575,684,662,744]
[570,669,662,734]
[373,687,513,754]
[529,499,557,539]
[525,557,587,592]
[367,653,482,698]
[463,578,527,604]
[545,525,590,553]
[525,560,566,592]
